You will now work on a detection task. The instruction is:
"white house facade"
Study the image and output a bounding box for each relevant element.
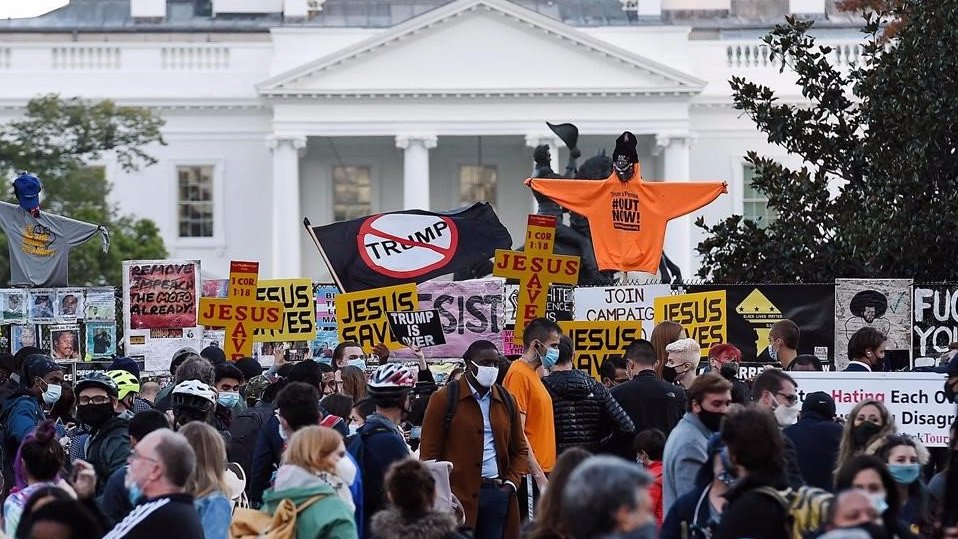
[0,0,864,281]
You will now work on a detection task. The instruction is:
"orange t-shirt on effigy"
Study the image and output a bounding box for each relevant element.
[526,166,727,273]
[503,359,556,473]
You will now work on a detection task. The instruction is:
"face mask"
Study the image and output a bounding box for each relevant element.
[867,492,888,515]
[217,391,240,409]
[888,463,921,485]
[767,344,778,362]
[347,359,367,371]
[77,403,115,427]
[278,421,289,442]
[853,421,882,447]
[773,402,800,427]
[124,471,144,506]
[843,522,889,539]
[348,424,359,437]
[540,345,560,369]
[41,383,62,406]
[471,361,498,388]
[335,454,357,485]
[698,409,725,432]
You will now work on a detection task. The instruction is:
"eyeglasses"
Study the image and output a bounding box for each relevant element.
[78,396,112,406]
[128,449,158,464]
[775,392,799,406]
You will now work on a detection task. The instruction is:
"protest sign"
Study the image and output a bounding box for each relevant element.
[10,324,37,354]
[28,289,55,323]
[790,372,955,447]
[913,284,958,360]
[55,288,84,323]
[686,284,834,365]
[311,284,339,360]
[337,283,418,350]
[494,215,580,344]
[388,278,505,359]
[253,279,316,341]
[198,261,284,360]
[388,310,446,348]
[504,283,573,326]
[560,320,643,379]
[835,279,912,369]
[500,329,524,357]
[572,285,671,341]
[49,324,81,360]
[1,289,26,323]
[123,260,200,330]
[83,287,115,322]
[654,290,726,357]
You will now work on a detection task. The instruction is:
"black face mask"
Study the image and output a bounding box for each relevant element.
[662,365,678,384]
[77,403,115,428]
[853,420,882,447]
[843,522,889,539]
[698,408,725,432]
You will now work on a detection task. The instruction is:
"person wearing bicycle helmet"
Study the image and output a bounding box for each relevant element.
[170,380,216,430]
[107,369,141,420]
[348,363,414,537]
[75,372,130,496]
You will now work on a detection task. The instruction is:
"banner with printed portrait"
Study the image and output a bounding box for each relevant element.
[835,279,912,370]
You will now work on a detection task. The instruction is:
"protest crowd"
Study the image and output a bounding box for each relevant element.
[0,315,954,539]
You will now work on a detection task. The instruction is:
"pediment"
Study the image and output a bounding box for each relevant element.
[258,0,705,98]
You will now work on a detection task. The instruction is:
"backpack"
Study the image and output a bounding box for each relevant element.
[226,462,251,512]
[230,494,326,539]
[443,382,515,432]
[754,485,833,539]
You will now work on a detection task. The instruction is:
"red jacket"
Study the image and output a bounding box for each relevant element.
[647,460,664,527]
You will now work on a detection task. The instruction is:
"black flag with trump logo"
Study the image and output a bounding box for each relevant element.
[307,202,513,292]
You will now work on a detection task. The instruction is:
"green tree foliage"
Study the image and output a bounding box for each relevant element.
[0,95,167,285]
[696,1,958,282]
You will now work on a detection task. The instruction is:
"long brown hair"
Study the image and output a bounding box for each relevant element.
[340,366,367,403]
[528,448,592,539]
[651,321,684,378]
[179,421,228,498]
[835,399,896,475]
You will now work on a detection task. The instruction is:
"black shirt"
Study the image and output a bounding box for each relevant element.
[103,493,204,539]
[609,370,686,458]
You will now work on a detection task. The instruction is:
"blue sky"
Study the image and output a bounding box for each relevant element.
[0,0,68,19]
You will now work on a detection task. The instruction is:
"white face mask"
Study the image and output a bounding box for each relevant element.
[348,424,359,437]
[472,361,498,388]
[773,401,800,427]
[277,420,289,442]
[336,454,357,485]
[42,383,62,406]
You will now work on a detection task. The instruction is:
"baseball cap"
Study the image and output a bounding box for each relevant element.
[933,354,958,376]
[13,173,41,212]
[801,391,836,418]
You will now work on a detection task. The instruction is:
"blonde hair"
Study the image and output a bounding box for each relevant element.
[835,399,897,475]
[178,422,228,497]
[665,338,700,366]
[283,426,343,475]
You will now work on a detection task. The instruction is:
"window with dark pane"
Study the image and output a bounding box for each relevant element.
[459,165,497,206]
[177,165,214,237]
[333,165,372,222]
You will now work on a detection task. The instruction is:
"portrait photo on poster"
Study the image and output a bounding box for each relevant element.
[49,325,81,360]
[85,322,116,358]
[10,324,38,354]
[84,287,116,321]
[29,289,55,322]
[55,288,85,322]
[1,289,27,323]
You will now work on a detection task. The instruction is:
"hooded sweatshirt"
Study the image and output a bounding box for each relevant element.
[262,465,357,539]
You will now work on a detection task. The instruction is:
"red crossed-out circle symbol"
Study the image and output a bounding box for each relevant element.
[357,213,459,279]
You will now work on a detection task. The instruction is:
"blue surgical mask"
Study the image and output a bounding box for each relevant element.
[888,463,921,485]
[127,482,143,506]
[541,346,560,369]
[767,344,778,362]
[217,391,240,409]
[867,492,888,515]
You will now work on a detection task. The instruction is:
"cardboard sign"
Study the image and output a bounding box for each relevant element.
[253,279,316,341]
[790,372,955,447]
[494,215,580,344]
[572,285,671,344]
[504,283,574,326]
[560,320,644,379]
[654,290,727,357]
[124,260,200,329]
[198,261,284,360]
[387,309,446,348]
[337,283,418,350]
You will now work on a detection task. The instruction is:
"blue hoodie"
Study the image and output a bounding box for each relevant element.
[347,413,409,539]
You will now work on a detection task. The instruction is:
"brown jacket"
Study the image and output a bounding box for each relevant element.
[420,377,528,539]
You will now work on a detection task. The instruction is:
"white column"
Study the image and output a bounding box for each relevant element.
[269,134,306,278]
[658,134,693,279]
[396,135,437,210]
[524,134,560,214]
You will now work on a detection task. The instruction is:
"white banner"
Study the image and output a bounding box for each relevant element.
[790,372,955,447]
[572,285,672,340]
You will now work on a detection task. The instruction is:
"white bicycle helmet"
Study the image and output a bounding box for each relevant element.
[367,363,415,403]
[171,379,216,411]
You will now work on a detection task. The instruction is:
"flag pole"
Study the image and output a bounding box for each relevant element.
[303,218,346,293]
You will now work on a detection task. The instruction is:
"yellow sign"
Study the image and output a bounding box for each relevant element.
[494,215,580,344]
[559,320,643,380]
[337,283,418,350]
[736,288,783,354]
[654,290,727,357]
[253,279,316,341]
[198,261,284,360]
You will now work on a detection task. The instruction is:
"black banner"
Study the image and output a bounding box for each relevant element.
[913,284,958,360]
[686,284,835,366]
[387,309,446,348]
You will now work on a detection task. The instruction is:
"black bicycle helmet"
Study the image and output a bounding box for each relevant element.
[74,372,119,398]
